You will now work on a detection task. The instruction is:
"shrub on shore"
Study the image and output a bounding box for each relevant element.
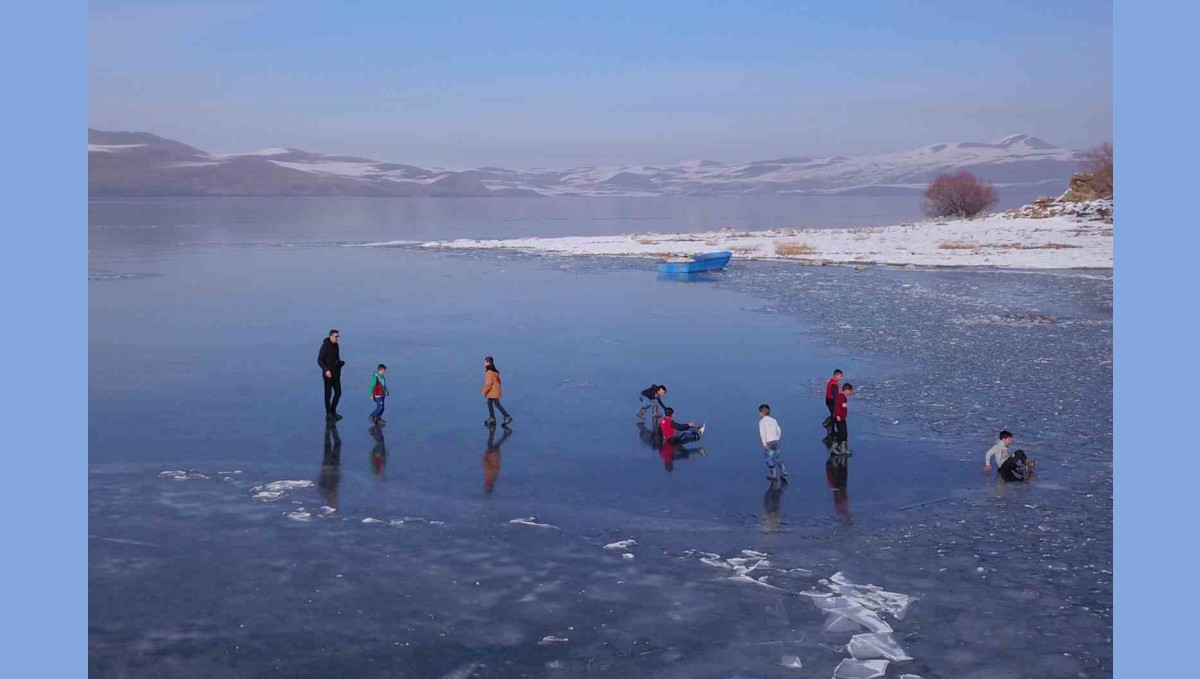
[1062,142,1113,201]
[922,171,998,219]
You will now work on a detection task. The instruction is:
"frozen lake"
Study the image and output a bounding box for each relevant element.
[89,200,1112,678]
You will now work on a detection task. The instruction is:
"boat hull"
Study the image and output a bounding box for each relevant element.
[656,251,732,275]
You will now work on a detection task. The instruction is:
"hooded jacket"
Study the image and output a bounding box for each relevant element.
[482,367,502,399]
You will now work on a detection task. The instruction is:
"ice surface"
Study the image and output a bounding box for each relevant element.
[780,654,804,669]
[847,633,912,662]
[509,517,558,529]
[833,658,889,679]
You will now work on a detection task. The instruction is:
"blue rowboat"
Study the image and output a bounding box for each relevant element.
[656,251,732,275]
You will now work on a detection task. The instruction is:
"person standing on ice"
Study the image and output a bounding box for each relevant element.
[832,383,853,453]
[481,356,512,428]
[822,369,843,431]
[759,403,786,482]
[637,384,668,419]
[317,329,346,421]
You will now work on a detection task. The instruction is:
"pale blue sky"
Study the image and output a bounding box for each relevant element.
[88,0,1112,167]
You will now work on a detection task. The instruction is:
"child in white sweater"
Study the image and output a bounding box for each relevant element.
[759,404,786,482]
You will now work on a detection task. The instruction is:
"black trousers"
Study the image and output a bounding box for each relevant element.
[825,398,836,426]
[323,374,342,414]
[832,417,848,443]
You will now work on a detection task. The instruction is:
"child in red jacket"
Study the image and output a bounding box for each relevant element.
[659,407,705,444]
[823,369,843,430]
[832,383,854,454]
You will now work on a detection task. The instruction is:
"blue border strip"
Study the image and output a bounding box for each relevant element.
[1,0,85,675]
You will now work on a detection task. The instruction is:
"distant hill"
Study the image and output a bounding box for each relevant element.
[88,129,1082,198]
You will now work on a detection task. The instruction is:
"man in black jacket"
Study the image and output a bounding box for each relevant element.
[317,329,346,420]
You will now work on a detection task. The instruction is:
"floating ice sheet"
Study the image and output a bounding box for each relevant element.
[847,633,912,662]
[603,539,637,551]
[250,480,314,501]
[159,470,209,481]
[509,517,558,529]
[833,658,889,679]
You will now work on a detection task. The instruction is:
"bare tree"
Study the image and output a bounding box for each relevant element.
[923,170,998,219]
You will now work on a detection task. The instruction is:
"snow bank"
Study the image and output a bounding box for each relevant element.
[417,202,1112,269]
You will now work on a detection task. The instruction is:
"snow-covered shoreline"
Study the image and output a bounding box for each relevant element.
[414,200,1112,269]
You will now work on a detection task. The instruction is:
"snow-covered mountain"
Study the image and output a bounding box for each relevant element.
[89,130,1082,198]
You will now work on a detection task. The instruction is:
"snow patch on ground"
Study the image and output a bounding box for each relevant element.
[417,202,1112,269]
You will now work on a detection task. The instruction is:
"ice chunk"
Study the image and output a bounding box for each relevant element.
[780,655,803,669]
[741,549,769,558]
[604,539,637,551]
[362,518,385,524]
[539,635,569,645]
[622,553,635,560]
[825,572,915,620]
[509,517,558,529]
[847,633,912,662]
[700,557,732,570]
[250,480,314,501]
[159,470,209,481]
[318,506,336,515]
[899,675,925,679]
[823,613,867,633]
[286,510,312,522]
[833,658,889,679]
[727,574,784,591]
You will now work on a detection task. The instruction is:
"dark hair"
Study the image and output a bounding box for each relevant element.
[759,403,771,413]
[329,329,339,337]
[377,364,387,371]
[658,385,667,393]
[484,356,499,373]
[1013,449,1027,461]
[843,383,854,391]
[664,407,674,416]
[833,369,843,376]
[999,430,1013,440]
